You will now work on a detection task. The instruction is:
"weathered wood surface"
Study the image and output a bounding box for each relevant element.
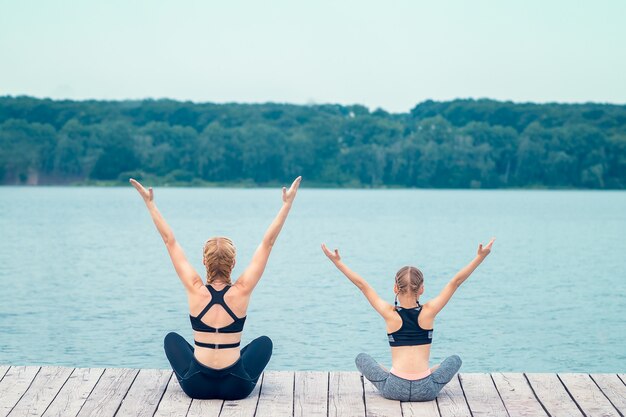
[328,371,365,417]
[401,398,440,417]
[0,366,40,417]
[459,373,508,417]
[42,368,105,417]
[76,368,139,417]
[294,371,327,417]
[559,373,621,417]
[0,366,624,417]
[115,369,171,417]
[7,366,73,417]
[0,366,10,382]
[525,373,584,417]
[187,397,223,417]
[256,371,294,417]
[491,372,548,417]
[590,374,626,415]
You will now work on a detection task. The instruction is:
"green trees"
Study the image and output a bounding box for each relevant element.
[0,119,56,184]
[0,96,624,188]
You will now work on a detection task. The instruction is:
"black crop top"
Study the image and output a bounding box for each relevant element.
[387,305,433,347]
[189,285,246,349]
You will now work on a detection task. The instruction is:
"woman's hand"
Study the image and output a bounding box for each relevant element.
[321,243,341,264]
[129,178,154,204]
[477,238,495,258]
[282,176,302,205]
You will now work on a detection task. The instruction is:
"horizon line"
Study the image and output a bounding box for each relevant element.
[2,94,625,115]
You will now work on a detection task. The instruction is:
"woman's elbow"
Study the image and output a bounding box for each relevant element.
[262,236,277,249]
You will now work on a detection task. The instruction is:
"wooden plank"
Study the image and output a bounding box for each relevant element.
[153,377,192,417]
[618,374,626,385]
[42,368,105,417]
[491,373,547,417]
[459,373,508,417]
[591,374,626,414]
[255,371,294,417]
[219,373,263,417]
[8,366,73,417]
[294,371,328,417]
[76,368,138,417]
[0,366,40,417]
[559,373,621,417]
[115,369,171,417]
[362,378,402,417]
[328,371,365,417]
[0,366,10,382]
[401,399,439,417]
[436,375,472,417]
[187,398,222,417]
[525,373,583,417]
[1,368,623,417]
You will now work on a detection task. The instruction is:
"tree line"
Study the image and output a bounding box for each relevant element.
[1,96,625,188]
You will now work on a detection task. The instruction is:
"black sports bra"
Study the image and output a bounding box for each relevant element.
[189,285,246,349]
[387,305,433,347]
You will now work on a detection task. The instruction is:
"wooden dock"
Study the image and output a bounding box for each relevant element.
[1,366,625,417]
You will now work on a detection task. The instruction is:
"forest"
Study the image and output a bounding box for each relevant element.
[1,96,625,188]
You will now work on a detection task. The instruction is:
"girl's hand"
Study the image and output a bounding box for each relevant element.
[321,243,341,264]
[129,178,154,204]
[477,238,495,258]
[282,176,302,205]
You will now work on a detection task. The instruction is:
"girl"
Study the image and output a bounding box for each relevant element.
[321,238,494,401]
[131,176,301,400]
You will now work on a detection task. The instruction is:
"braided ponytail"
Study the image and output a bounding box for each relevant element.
[394,266,424,309]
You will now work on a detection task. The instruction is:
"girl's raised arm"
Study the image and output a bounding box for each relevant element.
[130,178,203,291]
[423,238,495,317]
[235,176,302,294]
[321,244,396,320]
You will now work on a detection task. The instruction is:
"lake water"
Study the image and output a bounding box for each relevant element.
[0,187,624,372]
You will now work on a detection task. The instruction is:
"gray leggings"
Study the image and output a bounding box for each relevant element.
[355,353,462,402]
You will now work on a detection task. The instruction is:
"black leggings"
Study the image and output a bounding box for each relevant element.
[163,332,273,400]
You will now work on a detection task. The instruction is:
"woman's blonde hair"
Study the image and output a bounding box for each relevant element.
[203,237,236,285]
[395,266,424,295]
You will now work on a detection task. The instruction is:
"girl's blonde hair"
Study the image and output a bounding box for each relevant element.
[395,266,424,295]
[203,237,236,285]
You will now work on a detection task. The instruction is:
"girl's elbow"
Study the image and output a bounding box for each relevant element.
[163,234,176,246]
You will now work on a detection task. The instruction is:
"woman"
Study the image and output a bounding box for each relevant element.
[321,238,495,402]
[130,176,301,400]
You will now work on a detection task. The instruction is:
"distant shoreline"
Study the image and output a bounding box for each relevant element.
[2,96,625,190]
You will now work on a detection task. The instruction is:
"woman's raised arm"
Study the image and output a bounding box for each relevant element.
[423,238,495,318]
[235,176,302,294]
[321,244,396,320]
[130,178,203,291]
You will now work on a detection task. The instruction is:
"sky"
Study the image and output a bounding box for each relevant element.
[1,0,625,113]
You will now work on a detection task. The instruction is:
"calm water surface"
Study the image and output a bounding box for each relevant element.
[0,187,624,372]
